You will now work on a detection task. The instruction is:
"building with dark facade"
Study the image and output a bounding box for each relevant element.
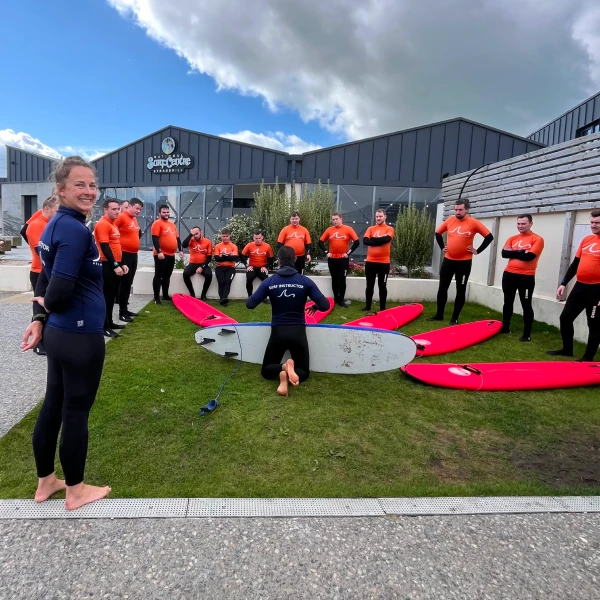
[528,90,600,145]
[0,116,545,257]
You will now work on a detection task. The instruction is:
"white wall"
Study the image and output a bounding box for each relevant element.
[467,217,495,285]
[1,182,53,236]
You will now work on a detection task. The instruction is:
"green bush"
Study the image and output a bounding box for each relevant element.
[252,179,297,251]
[221,213,255,250]
[298,181,336,260]
[392,204,435,278]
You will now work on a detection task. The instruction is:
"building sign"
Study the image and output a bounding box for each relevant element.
[147,137,194,174]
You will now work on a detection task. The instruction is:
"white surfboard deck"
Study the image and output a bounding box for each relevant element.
[195,323,416,374]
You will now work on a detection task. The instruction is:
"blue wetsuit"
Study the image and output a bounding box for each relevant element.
[247,265,329,381]
[32,206,106,487]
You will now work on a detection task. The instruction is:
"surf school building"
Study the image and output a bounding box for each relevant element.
[1,119,544,259]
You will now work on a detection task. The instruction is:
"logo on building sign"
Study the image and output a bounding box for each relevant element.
[147,137,194,174]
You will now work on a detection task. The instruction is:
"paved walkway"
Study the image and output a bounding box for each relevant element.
[0,291,152,439]
[1,513,599,599]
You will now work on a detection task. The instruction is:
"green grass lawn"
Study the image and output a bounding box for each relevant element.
[1,298,599,500]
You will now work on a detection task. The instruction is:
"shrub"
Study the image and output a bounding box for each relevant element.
[252,179,297,252]
[392,204,435,278]
[223,214,255,250]
[298,181,336,260]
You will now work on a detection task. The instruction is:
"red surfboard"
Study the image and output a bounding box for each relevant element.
[305,297,335,324]
[411,320,502,357]
[401,361,600,391]
[344,304,423,330]
[173,293,238,327]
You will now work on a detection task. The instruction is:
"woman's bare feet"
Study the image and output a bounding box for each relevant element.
[34,474,67,503]
[65,483,111,511]
[285,359,300,386]
[277,370,289,396]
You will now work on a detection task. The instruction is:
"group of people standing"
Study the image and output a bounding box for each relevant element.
[17,154,600,513]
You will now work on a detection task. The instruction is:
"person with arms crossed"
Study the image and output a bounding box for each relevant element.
[242,231,274,302]
[151,204,183,304]
[319,212,359,308]
[94,198,128,338]
[21,156,111,510]
[277,211,311,274]
[182,226,213,300]
[500,214,544,341]
[429,199,494,324]
[247,246,330,396]
[547,210,600,362]
[115,197,143,321]
[362,209,394,312]
[214,228,240,306]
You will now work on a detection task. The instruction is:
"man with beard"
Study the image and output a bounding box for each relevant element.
[151,204,183,304]
[362,209,394,312]
[548,210,600,362]
[181,226,213,300]
[429,199,493,324]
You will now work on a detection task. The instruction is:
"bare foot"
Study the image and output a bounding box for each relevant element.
[34,474,67,503]
[277,370,289,396]
[285,359,300,386]
[65,483,111,511]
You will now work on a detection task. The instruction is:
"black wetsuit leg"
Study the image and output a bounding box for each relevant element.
[30,271,39,293]
[328,258,349,304]
[517,274,536,338]
[560,282,600,359]
[261,324,310,382]
[161,255,175,298]
[376,263,390,311]
[184,263,213,298]
[365,262,389,311]
[102,261,120,328]
[246,269,268,296]
[118,251,138,312]
[32,327,105,486]
[501,271,519,332]
[153,256,166,299]
[294,255,306,274]
[216,266,236,300]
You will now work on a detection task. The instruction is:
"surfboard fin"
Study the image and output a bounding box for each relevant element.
[199,337,215,346]
[459,364,482,375]
[224,351,239,358]
[219,328,236,335]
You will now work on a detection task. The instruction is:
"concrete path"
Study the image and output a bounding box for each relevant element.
[0,292,153,439]
[1,513,599,599]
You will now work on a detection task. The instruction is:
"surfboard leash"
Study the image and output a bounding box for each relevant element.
[199,329,244,416]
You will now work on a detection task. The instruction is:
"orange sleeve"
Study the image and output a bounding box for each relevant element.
[26,210,43,225]
[94,221,110,244]
[320,228,330,242]
[576,239,584,258]
[277,227,288,244]
[267,244,274,257]
[436,220,448,234]
[387,225,395,240]
[214,243,222,256]
[530,236,544,256]
[207,240,213,256]
[364,226,373,238]
[502,235,514,250]
[242,243,251,256]
[348,226,358,241]
[475,220,491,237]
[114,214,124,228]
[304,227,311,244]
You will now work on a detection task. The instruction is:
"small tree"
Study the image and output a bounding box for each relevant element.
[392,204,435,278]
[223,214,255,250]
[252,179,297,250]
[298,180,336,260]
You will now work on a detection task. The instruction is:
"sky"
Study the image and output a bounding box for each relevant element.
[1,0,600,176]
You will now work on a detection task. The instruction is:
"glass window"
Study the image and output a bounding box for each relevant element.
[376,186,410,228]
[178,186,205,238]
[338,185,374,260]
[576,119,600,138]
[205,185,233,242]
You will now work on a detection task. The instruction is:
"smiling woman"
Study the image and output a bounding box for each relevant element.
[20,156,112,511]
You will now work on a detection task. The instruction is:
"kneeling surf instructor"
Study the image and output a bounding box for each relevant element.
[246,246,329,396]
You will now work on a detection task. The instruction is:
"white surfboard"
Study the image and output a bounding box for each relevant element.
[195,323,416,374]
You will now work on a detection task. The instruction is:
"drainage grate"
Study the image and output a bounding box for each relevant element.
[0,498,188,519]
[554,497,600,512]
[187,498,385,517]
[379,496,568,515]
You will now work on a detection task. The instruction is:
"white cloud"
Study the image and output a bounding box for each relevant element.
[57,146,113,162]
[219,131,321,154]
[108,0,600,140]
[0,129,62,177]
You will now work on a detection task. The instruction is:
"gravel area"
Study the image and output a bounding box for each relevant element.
[0,294,152,439]
[0,513,599,599]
